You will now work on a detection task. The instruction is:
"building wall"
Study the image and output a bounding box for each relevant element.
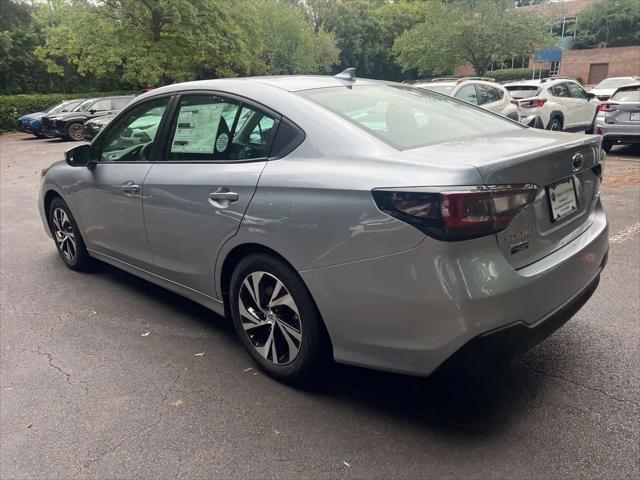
[560,46,640,84]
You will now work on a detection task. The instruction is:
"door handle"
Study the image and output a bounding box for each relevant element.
[121,181,140,196]
[208,188,239,208]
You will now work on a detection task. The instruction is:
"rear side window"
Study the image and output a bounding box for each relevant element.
[300,84,520,150]
[611,87,640,102]
[455,84,478,104]
[167,95,277,161]
[549,83,570,97]
[505,85,540,99]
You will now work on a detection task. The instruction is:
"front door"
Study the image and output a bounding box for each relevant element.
[142,93,278,297]
[566,81,597,127]
[73,97,170,267]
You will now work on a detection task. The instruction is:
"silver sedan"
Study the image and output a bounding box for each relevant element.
[38,72,609,383]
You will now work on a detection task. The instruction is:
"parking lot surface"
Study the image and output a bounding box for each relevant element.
[1,133,639,479]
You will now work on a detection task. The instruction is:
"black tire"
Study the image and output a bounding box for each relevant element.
[48,197,93,271]
[602,140,613,153]
[229,253,330,383]
[547,117,563,132]
[66,122,85,141]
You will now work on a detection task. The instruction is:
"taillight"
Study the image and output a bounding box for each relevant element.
[510,99,519,105]
[599,103,617,112]
[518,98,547,108]
[372,185,538,241]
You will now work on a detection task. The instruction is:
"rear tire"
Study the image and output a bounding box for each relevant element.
[547,117,563,132]
[48,197,93,271]
[229,253,330,383]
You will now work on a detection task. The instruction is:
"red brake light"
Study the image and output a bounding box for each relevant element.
[518,98,547,108]
[372,185,538,241]
[599,103,617,112]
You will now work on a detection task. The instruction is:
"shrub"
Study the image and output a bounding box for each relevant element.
[489,68,549,83]
[0,91,133,132]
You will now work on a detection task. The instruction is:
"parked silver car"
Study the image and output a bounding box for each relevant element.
[594,82,640,152]
[39,72,609,383]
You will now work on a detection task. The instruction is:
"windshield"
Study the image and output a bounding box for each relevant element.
[418,84,455,95]
[50,100,83,113]
[611,86,640,102]
[299,85,520,149]
[595,78,634,89]
[505,85,541,99]
[74,100,94,112]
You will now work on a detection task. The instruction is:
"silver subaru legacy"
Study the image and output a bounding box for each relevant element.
[39,72,609,382]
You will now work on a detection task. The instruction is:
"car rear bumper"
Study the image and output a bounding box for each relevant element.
[301,200,608,376]
[595,119,640,141]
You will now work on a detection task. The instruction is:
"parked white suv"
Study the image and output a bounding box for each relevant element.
[504,77,599,132]
[414,77,520,122]
[589,76,640,101]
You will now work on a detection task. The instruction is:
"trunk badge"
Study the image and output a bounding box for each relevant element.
[572,152,584,171]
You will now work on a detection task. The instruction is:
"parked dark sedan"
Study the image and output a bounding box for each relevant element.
[17,99,85,138]
[41,95,134,141]
[82,113,115,141]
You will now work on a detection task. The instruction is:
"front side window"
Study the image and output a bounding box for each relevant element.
[91,99,112,112]
[300,84,521,150]
[167,95,276,161]
[99,98,168,162]
[455,84,478,104]
[111,97,133,110]
[567,82,588,99]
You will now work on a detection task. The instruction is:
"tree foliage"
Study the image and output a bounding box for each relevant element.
[573,0,640,49]
[394,0,554,76]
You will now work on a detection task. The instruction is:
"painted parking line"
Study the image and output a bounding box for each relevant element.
[610,222,640,244]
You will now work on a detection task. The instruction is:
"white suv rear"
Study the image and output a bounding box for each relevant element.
[504,78,599,132]
[414,78,520,122]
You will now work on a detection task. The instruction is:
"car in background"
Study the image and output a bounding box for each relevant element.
[42,95,135,141]
[17,99,85,138]
[413,77,520,122]
[594,82,640,152]
[39,73,608,383]
[82,113,115,141]
[504,77,598,132]
[589,76,639,101]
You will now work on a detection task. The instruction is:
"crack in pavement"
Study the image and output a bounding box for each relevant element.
[520,359,639,409]
[72,364,183,477]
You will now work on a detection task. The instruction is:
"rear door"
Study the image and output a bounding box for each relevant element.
[142,93,278,296]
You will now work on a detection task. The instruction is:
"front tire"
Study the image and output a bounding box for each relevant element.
[49,197,93,271]
[229,253,330,383]
[66,122,85,141]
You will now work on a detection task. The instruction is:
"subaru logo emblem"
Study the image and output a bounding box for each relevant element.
[572,152,583,171]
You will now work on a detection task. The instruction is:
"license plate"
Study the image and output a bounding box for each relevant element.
[548,178,578,222]
[630,112,640,121]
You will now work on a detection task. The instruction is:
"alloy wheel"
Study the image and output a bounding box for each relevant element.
[550,120,561,131]
[238,271,302,365]
[68,123,84,141]
[52,207,77,262]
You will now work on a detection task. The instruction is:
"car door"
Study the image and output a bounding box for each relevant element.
[142,93,278,297]
[566,81,597,127]
[476,84,502,114]
[548,82,574,127]
[453,84,478,105]
[72,96,171,267]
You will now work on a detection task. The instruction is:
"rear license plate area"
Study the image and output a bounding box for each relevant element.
[630,112,640,121]
[547,177,578,222]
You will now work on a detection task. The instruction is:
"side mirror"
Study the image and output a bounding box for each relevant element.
[587,92,596,100]
[65,144,95,167]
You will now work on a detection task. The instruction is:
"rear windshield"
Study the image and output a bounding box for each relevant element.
[417,84,455,95]
[505,85,541,98]
[299,85,520,149]
[611,87,639,102]
[595,78,634,89]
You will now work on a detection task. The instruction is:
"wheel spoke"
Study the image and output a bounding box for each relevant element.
[269,292,297,314]
[239,299,262,324]
[278,321,300,360]
[255,327,274,360]
[52,213,61,231]
[278,319,301,341]
[243,272,263,310]
[270,335,279,364]
[268,280,284,308]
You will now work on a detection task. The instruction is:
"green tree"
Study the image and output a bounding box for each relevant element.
[251,0,339,75]
[573,0,640,49]
[394,0,554,77]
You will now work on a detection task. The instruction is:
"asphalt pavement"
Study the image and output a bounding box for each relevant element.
[1,133,638,479]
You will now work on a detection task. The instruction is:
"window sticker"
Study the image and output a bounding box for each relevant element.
[171,104,224,154]
[215,133,229,152]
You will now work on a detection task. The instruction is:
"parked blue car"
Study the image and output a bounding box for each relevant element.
[17,99,85,138]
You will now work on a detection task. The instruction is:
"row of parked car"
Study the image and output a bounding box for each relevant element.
[17,95,135,141]
[409,75,639,151]
[17,76,639,151]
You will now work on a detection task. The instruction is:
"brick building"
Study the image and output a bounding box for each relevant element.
[454,0,640,85]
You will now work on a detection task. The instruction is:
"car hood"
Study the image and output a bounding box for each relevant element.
[19,112,47,121]
[589,88,616,96]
